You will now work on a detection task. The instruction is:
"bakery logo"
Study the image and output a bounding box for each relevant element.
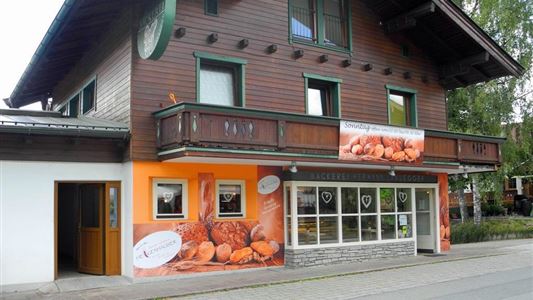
[320,191,333,204]
[222,193,234,203]
[163,192,174,203]
[134,231,182,269]
[398,191,408,203]
[361,195,372,209]
[258,175,281,195]
[137,0,176,60]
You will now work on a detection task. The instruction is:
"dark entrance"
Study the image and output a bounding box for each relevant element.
[56,182,121,278]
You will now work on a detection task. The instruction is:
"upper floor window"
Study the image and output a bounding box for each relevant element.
[205,0,218,16]
[304,73,341,117]
[57,78,97,117]
[194,51,247,107]
[290,0,351,50]
[386,85,417,127]
[82,80,96,114]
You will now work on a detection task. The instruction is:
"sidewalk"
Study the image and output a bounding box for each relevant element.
[2,239,532,300]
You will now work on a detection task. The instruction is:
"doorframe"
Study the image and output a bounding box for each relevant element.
[413,186,440,254]
[54,180,122,280]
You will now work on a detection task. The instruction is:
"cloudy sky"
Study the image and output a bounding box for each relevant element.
[0,0,64,110]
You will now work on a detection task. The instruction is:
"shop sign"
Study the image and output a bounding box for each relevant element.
[134,231,182,269]
[283,171,437,183]
[339,120,424,164]
[137,0,176,60]
[258,175,281,195]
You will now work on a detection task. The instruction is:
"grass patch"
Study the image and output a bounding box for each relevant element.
[451,218,533,244]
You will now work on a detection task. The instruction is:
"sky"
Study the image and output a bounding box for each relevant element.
[0,0,64,110]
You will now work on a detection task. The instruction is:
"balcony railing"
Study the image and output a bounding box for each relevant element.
[154,102,503,166]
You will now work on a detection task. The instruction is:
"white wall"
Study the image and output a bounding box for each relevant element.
[0,161,132,286]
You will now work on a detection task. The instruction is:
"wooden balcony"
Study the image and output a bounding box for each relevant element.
[154,102,503,167]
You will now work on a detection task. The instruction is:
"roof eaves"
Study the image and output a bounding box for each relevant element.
[8,0,76,108]
[434,0,526,78]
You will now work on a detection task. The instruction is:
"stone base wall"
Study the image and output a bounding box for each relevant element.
[285,241,415,267]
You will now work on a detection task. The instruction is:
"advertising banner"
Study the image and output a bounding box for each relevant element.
[339,120,424,164]
[133,167,284,277]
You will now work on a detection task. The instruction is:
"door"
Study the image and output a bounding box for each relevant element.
[105,182,121,275]
[78,184,104,274]
[416,188,435,252]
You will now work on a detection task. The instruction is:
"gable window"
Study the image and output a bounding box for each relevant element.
[82,80,96,114]
[68,95,79,117]
[205,0,218,16]
[194,51,246,107]
[57,78,97,117]
[216,180,246,218]
[153,179,188,219]
[304,73,341,117]
[290,0,351,50]
[386,85,417,127]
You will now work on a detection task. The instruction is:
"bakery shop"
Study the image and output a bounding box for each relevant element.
[0,0,522,288]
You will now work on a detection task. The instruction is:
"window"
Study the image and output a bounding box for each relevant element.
[304,73,341,117]
[205,0,218,16]
[290,0,351,50]
[216,180,246,218]
[507,178,517,190]
[195,51,246,107]
[56,78,97,117]
[153,179,188,219]
[386,85,417,127]
[82,80,96,114]
[290,184,415,247]
[285,186,292,246]
[68,95,79,117]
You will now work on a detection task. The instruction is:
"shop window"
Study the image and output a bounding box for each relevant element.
[290,0,352,50]
[82,80,96,114]
[195,51,246,107]
[152,179,188,219]
[296,186,339,245]
[291,184,415,247]
[304,73,341,117]
[205,0,218,16]
[216,180,246,218]
[386,85,418,127]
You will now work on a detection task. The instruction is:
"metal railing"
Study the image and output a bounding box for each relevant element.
[323,13,347,48]
[291,6,316,40]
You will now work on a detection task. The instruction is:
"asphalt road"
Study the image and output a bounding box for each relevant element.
[363,267,533,300]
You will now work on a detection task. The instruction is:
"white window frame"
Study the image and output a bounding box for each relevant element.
[152,178,189,220]
[285,181,439,252]
[216,180,246,219]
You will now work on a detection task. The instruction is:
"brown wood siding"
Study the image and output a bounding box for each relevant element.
[0,133,125,163]
[53,9,132,126]
[131,0,447,161]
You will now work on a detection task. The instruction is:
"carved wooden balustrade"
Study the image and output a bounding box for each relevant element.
[154,102,503,165]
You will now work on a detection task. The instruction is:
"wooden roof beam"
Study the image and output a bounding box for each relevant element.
[439,52,490,79]
[384,2,436,33]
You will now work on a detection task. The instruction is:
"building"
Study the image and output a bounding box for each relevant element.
[0,0,524,288]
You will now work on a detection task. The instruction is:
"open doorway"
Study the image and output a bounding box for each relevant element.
[56,182,121,279]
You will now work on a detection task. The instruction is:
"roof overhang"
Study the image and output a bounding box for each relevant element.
[7,0,128,108]
[362,0,525,89]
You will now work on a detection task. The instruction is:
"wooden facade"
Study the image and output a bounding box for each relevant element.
[154,102,503,165]
[131,0,447,161]
[5,0,522,167]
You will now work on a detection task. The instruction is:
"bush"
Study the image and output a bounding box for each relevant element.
[481,203,506,216]
[451,218,533,244]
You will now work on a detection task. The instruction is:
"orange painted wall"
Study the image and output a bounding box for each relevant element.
[132,162,258,224]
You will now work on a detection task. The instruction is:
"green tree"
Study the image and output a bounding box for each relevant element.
[448,0,533,224]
